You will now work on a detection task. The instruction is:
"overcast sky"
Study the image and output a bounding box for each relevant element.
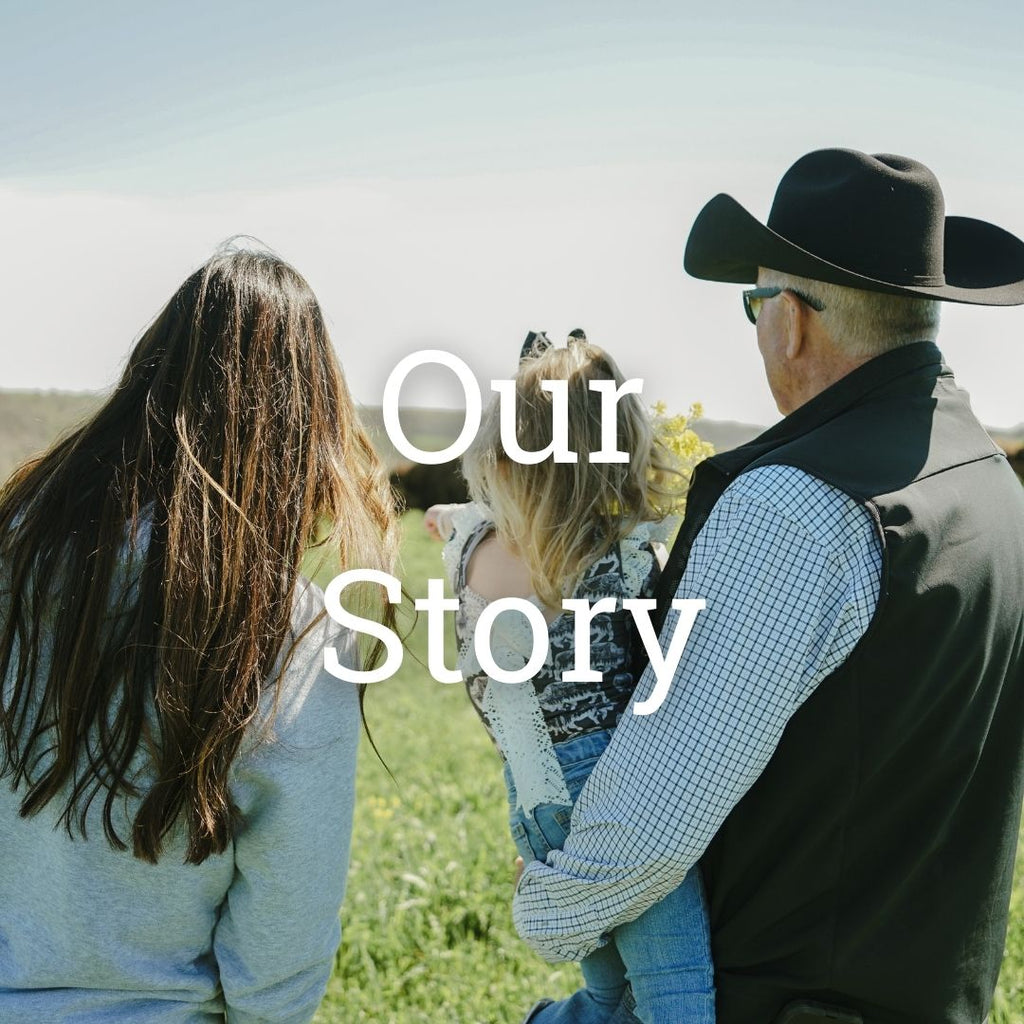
[2,0,1022,428]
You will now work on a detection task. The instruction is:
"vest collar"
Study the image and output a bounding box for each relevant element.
[710,341,946,482]
[641,342,949,669]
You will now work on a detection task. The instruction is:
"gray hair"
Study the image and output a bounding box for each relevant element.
[759,268,941,358]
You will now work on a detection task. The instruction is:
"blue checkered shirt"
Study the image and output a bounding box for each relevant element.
[512,464,883,962]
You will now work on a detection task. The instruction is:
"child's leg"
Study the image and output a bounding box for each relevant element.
[526,984,637,1024]
[508,806,629,1024]
[612,867,716,1024]
[526,944,632,1024]
[506,738,632,1024]
[530,871,715,1024]
[579,940,630,1008]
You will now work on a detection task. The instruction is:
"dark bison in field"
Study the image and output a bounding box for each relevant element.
[389,460,470,511]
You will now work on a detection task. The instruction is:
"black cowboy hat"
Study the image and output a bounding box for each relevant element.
[684,148,1024,305]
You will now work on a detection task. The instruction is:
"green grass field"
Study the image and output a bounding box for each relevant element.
[310,512,1024,1024]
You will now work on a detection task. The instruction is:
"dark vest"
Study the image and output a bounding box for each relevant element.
[649,342,1024,1023]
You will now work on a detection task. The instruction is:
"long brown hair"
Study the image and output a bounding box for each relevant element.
[0,246,398,864]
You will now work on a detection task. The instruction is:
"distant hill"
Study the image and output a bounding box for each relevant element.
[0,391,105,483]
[988,424,1024,446]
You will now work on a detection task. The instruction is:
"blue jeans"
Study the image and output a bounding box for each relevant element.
[506,729,716,1024]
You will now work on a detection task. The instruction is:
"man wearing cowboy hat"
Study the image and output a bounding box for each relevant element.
[513,149,1024,1023]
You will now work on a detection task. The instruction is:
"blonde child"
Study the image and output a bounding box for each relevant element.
[426,334,715,1023]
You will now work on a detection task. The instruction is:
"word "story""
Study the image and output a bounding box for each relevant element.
[322,570,705,716]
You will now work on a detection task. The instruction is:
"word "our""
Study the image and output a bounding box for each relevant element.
[383,350,644,465]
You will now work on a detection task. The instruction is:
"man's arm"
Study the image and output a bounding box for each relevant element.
[512,465,882,962]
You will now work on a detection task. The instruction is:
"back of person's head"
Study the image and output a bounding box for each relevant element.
[759,267,941,358]
[0,243,397,864]
[462,338,682,609]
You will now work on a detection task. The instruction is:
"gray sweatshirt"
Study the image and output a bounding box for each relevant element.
[0,579,360,1023]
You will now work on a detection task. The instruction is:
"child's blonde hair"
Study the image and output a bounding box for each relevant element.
[462,340,684,608]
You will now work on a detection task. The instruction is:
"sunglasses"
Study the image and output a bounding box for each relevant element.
[742,286,826,325]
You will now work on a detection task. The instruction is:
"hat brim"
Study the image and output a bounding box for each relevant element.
[684,193,1024,305]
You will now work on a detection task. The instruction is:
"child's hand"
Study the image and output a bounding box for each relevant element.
[514,855,525,889]
[424,503,462,542]
[423,504,448,541]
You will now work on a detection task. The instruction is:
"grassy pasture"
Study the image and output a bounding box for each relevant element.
[311,512,1024,1024]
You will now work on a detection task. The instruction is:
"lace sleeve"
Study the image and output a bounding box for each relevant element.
[440,502,492,591]
[479,601,572,814]
[619,522,664,598]
[646,514,681,547]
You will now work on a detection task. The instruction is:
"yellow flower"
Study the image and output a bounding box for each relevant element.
[650,401,715,514]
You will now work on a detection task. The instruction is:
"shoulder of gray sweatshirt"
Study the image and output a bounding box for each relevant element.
[0,575,362,1024]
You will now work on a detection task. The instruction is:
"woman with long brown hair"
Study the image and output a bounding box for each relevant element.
[0,246,397,1021]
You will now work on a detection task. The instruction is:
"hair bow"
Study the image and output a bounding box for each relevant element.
[519,328,587,365]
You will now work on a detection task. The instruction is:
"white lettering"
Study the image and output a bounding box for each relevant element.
[490,378,578,464]
[414,577,463,684]
[625,598,706,715]
[588,378,645,463]
[561,597,618,681]
[474,598,549,683]
[323,569,404,683]
[382,350,482,464]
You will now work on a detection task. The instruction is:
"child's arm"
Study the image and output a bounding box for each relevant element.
[424,502,465,542]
